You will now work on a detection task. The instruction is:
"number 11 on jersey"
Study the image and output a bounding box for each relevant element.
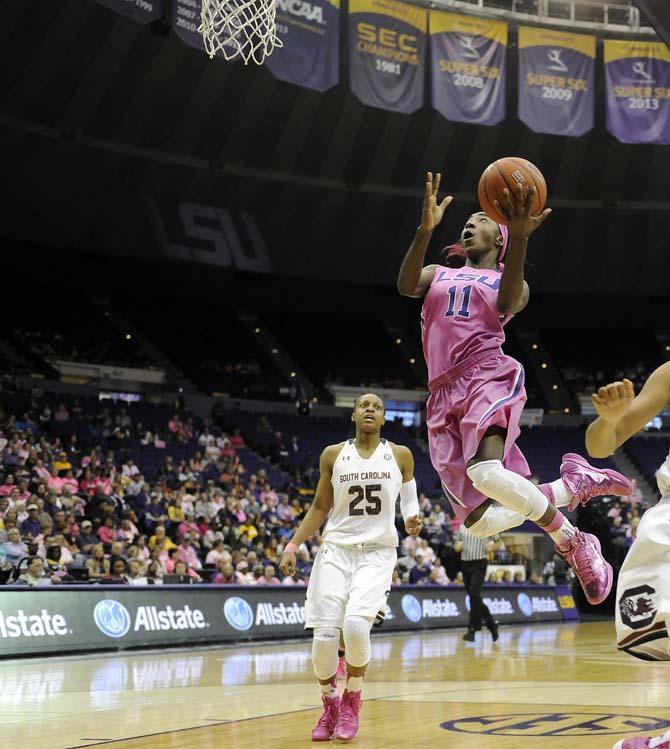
[444,285,472,318]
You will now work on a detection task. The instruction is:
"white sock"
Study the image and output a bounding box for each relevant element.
[320,680,337,699]
[548,516,578,547]
[346,675,363,693]
[548,479,574,508]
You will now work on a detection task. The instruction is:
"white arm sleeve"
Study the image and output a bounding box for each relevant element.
[399,479,420,521]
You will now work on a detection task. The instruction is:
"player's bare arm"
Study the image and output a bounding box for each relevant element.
[279,444,340,576]
[494,184,550,314]
[391,442,423,536]
[586,363,670,458]
[397,172,453,298]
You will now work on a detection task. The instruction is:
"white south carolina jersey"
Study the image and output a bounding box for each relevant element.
[322,438,403,548]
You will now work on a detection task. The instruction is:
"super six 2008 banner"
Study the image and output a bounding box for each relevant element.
[349,0,427,113]
[518,27,595,137]
[95,0,164,23]
[0,585,573,657]
[604,40,670,145]
[430,12,507,126]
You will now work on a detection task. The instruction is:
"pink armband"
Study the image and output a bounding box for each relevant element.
[284,542,298,554]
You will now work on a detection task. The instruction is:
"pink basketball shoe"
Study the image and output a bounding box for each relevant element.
[560,453,633,511]
[556,530,613,605]
[334,690,362,741]
[311,693,340,741]
[613,732,670,748]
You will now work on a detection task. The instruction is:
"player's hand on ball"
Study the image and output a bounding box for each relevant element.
[279,552,296,577]
[592,379,635,423]
[494,183,551,240]
[420,172,453,233]
[405,514,423,537]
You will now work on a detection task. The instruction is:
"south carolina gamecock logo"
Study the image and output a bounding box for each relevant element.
[619,585,657,630]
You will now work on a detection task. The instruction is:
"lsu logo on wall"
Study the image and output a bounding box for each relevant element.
[441,713,670,737]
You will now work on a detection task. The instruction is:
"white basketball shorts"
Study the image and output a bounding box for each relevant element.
[305,542,396,629]
[616,497,670,661]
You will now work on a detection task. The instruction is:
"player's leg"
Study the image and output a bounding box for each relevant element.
[305,543,349,741]
[472,559,498,640]
[465,427,613,605]
[336,548,395,741]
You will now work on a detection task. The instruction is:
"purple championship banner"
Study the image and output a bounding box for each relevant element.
[604,40,670,145]
[94,0,164,23]
[349,0,427,114]
[429,12,507,126]
[518,27,595,137]
[265,0,339,91]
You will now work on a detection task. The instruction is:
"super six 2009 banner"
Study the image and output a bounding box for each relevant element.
[0,585,573,657]
[518,27,595,137]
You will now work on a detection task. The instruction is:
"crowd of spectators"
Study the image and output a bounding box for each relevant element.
[0,386,653,591]
[560,361,653,398]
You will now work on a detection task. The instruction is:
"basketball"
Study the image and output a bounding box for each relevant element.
[477,157,547,225]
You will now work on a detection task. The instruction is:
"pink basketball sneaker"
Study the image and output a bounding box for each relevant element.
[560,453,633,511]
[613,732,670,748]
[556,530,613,605]
[311,694,340,741]
[334,690,362,741]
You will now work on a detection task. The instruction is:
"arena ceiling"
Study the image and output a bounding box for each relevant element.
[1,0,669,295]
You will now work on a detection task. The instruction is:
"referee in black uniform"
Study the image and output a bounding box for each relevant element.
[455,526,499,642]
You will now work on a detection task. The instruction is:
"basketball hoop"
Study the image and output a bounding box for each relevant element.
[199,0,283,66]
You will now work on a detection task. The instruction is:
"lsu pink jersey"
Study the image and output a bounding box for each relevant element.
[421,265,511,382]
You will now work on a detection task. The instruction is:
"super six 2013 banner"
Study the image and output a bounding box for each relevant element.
[518,27,595,137]
[430,12,507,126]
[604,40,670,145]
[265,0,340,91]
[349,0,427,113]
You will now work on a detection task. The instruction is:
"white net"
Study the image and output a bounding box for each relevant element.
[199,0,283,66]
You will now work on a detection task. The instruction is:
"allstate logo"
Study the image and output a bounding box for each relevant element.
[224,597,254,631]
[93,600,131,638]
[465,594,471,612]
[517,593,533,617]
[401,594,422,623]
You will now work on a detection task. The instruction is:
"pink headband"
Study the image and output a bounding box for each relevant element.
[498,224,509,262]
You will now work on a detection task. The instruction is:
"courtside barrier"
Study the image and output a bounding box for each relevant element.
[0,584,576,657]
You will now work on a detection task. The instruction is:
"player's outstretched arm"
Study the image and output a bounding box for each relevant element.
[279,446,337,576]
[494,184,550,314]
[397,172,452,298]
[586,364,670,458]
[392,444,423,536]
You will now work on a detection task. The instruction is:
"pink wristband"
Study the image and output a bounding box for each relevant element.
[284,542,298,554]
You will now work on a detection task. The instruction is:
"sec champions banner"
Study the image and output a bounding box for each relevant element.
[604,40,670,145]
[95,0,164,23]
[518,27,595,137]
[349,0,427,114]
[266,0,339,91]
[429,12,507,126]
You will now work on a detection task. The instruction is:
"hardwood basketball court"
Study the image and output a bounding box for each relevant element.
[4,620,669,748]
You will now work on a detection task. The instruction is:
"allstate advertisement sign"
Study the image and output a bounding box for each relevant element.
[0,584,568,657]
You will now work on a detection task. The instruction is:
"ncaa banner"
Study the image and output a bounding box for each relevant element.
[518,27,595,137]
[94,0,164,23]
[429,12,507,126]
[604,40,670,145]
[266,0,339,92]
[349,0,427,114]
